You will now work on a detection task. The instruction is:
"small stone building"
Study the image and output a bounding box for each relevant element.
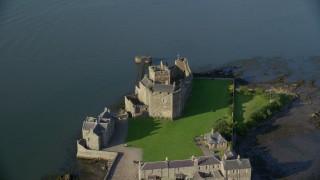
[223,149,236,160]
[204,129,228,152]
[139,155,251,180]
[125,58,193,120]
[80,108,115,150]
[221,155,252,180]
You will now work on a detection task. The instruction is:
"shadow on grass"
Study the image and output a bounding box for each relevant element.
[234,93,253,123]
[125,117,162,144]
[181,79,233,119]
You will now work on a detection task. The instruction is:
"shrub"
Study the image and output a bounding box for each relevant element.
[212,118,233,139]
[234,122,248,135]
[228,84,234,93]
[238,86,252,95]
[255,87,265,95]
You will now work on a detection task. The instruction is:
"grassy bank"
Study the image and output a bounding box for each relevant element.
[125,79,233,162]
[234,87,293,134]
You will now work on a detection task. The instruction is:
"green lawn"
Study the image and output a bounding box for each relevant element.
[234,92,270,123]
[125,79,233,162]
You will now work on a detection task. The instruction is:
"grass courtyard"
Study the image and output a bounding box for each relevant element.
[125,79,291,162]
[125,79,233,162]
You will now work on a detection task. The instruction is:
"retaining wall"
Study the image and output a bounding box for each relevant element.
[76,141,118,160]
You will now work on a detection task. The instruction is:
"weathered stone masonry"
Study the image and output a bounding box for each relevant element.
[125,58,193,120]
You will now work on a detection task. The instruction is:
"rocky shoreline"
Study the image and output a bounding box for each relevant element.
[198,58,320,179]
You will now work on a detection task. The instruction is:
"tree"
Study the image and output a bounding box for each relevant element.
[255,87,265,95]
[228,84,234,93]
[212,119,232,139]
[238,86,251,95]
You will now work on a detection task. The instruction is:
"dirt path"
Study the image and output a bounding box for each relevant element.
[105,119,142,180]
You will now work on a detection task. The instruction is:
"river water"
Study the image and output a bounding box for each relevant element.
[0,0,319,179]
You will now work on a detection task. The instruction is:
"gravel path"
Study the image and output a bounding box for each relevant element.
[106,119,142,180]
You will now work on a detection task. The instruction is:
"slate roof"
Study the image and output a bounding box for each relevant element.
[141,156,220,171]
[98,123,108,131]
[222,159,251,170]
[100,110,113,120]
[205,132,227,144]
[198,156,220,166]
[141,76,152,88]
[153,84,175,93]
[126,94,143,105]
[141,161,168,170]
[224,150,235,159]
[212,170,224,179]
[82,121,97,131]
[169,159,194,168]
[194,171,224,180]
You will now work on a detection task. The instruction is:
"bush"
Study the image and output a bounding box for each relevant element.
[247,93,293,126]
[238,86,252,95]
[228,105,234,116]
[255,87,265,95]
[212,118,233,139]
[234,122,248,135]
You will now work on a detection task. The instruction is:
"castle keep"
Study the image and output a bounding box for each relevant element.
[125,58,193,120]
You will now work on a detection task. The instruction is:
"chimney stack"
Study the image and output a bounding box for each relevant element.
[211,127,215,133]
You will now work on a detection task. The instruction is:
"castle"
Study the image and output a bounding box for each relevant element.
[125,58,193,120]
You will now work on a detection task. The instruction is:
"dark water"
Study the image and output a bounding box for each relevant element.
[0,0,319,179]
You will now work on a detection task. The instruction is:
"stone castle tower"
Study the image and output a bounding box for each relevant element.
[125,58,193,120]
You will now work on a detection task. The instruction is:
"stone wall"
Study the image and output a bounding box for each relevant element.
[136,83,149,105]
[76,140,118,160]
[148,91,173,119]
[101,130,109,147]
[82,129,100,150]
[224,168,251,180]
[125,96,136,117]
[172,89,182,119]
[126,58,193,120]
[175,59,192,77]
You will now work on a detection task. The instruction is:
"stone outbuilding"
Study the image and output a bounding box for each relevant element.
[204,129,228,152]
[80,108,115,150]
[221,155,251,180]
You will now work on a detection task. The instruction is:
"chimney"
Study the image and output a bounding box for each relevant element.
[211,127,215,133]
[160,60,164,67]
[193,157,199,173]
[138,161,142,180]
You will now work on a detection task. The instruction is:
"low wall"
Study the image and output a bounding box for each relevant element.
[76,141,118,160]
